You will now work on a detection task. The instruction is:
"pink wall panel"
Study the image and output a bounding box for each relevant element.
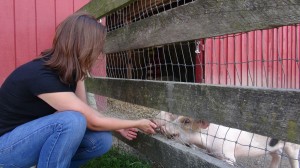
[204,39,212,84]
[218,36,227,85]
[241,34,248,86]
[36,0,56,55]
[254,30,262,87]
[282,26,288,88]
[296,25,300,89]
[14,0,37,66]
[291,26,296,89]
[212,36,220,85]
[247,31,255,87]
[227,35,235,85]
[74,0,90,11]
[274,28,279,88]
[234,34,242,86]
[266,30,273,88]
[0,0,15,85]
[0,0,91,86]
[201,24,300,89]
[55,0,74,26]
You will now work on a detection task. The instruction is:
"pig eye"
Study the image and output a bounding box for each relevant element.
[183,118,191,124]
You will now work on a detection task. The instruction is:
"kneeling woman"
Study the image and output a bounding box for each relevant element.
[0,12,156,168]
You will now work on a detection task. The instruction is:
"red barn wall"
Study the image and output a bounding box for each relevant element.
[200,25,300,89]
[0,0,90,85]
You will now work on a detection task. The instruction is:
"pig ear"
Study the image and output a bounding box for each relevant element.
[200,120,210,129]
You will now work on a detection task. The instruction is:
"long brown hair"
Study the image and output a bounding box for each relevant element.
[41,12,106,84]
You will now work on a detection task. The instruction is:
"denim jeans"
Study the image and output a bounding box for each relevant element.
[0,111,112,168]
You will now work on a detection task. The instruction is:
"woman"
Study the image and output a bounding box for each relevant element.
[0,12,156,168]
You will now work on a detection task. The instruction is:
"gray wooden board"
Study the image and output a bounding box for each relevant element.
[86,77,300,144]
[113,132,233,168]
[78,0,135,19]
[104,0,300,53]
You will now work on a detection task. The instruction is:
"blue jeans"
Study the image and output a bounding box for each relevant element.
[0,111,113,168]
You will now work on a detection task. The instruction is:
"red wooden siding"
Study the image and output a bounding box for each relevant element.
[201,24,300,89]
[0,0,90,85]
[0,0,16,86]
[195,40,205,83]
[15,0,37,66]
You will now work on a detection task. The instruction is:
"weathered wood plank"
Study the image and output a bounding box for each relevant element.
[113,132,233,168]
[78,0,136,19]
[104,0,300,53]
[86,77,300,144]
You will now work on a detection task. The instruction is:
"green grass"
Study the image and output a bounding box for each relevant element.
[81,147,151,168]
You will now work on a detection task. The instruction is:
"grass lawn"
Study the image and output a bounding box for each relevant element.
[81,147,151,168]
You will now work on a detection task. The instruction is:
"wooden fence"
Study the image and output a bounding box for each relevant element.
[80,0,300,167]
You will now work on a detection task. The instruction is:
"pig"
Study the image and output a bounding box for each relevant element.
[166,116,300,168]
[151,111,178,138]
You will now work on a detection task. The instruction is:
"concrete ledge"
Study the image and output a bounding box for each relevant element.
[113,132,233,168]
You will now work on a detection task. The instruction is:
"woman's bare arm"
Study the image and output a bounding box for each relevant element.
[38,91,156,134]
[74,80,140,140]
[75,79,88,104]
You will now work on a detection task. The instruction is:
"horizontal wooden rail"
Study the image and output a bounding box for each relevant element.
[104,0,300,53]
[78,0,135,19]
[113,132,232,168]
[86,77,300,144]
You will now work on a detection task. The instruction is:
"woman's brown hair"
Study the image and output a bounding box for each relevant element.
[40,12,106,84]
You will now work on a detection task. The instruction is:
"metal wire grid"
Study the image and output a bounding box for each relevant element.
[101,1,300,166]
[104,0,299,89]
[106,24,300,89]
[106,0,196,32]
[106,41,196,82]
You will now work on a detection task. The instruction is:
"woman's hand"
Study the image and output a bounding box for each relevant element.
[137,119,157,134]
[118,128,138,140]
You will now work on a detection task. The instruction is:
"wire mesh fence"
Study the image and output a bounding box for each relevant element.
[106,41,196,82]
[88,0,300,167]
[106,24,300,89]
[102,24,300,167]
[106,0,196,32]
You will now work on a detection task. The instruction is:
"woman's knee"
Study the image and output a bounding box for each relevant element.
[55,111,87,135]
[82,131,113,156]
[92,131,112,155]
[100,131,113,153]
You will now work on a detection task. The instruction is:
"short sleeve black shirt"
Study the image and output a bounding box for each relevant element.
[0,57,77,136]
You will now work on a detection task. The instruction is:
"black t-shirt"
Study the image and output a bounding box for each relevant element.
[0,57,77,136]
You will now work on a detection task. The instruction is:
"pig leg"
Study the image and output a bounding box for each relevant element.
[269,150,281,168]
[221,149,236,166]
[283,144,299,168]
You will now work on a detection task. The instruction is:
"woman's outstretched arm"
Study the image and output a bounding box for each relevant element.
[74,79,144,140]
[38,91,156,134]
